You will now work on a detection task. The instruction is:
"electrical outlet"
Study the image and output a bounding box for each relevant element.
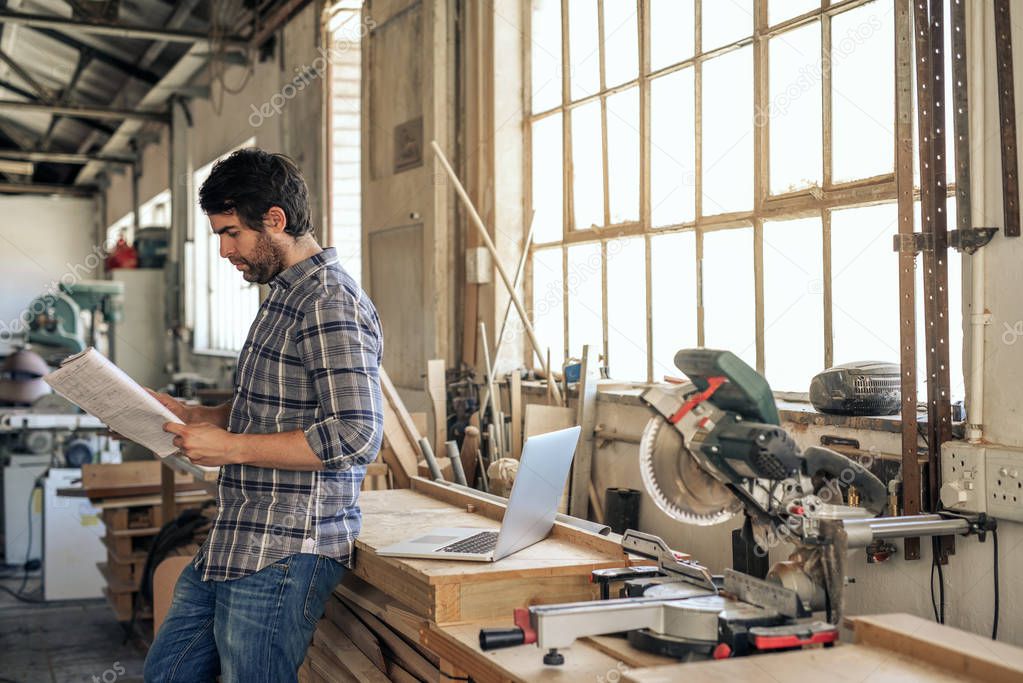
[940,442,986,513]
[986,446,1023,522]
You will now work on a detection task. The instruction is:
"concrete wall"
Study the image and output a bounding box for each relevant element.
[0,195,102,349]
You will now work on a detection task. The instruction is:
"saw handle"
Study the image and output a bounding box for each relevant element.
[479,607,536,650]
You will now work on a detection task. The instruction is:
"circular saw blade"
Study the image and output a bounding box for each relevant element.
[638,415,740,526]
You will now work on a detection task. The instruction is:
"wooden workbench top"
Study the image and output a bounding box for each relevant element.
[357,487,629,585]
[353,481,638,623]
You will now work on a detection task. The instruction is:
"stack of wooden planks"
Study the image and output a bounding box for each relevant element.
[299,574,437,683]
[79,462,214,621]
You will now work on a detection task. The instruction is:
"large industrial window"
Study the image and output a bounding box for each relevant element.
[525,0,963,398]
[189,140,259,355]
[327,1,364,284]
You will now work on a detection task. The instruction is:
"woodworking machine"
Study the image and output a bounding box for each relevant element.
[481,349,996,664]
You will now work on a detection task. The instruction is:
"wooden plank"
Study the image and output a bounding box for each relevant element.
[306,645,355,683]
[849,613,1023,682]
[82,461,192,489]
[569,345,597,519]
[380,366,425,453]
[381,406,416,488]
[509,371,522,459]
[623,643,985,683]
[324,598,388,674]
[523,403,574,513]
[523,404,574,438]
[313,619,390,683]
[426,358,446,451]
[410,412,429,440]
[335,574,432,661]
[343,599,440,683]
[93,491,211,510]
[421,619,629,683]
[385,662,419,683]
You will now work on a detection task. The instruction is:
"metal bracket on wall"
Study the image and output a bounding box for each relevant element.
[994,0,1020,237]
[893,228,998,255]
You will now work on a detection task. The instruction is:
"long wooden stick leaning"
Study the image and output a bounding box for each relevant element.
[431,140,564,406]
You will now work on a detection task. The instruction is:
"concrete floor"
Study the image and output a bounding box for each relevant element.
[0,573,147,683]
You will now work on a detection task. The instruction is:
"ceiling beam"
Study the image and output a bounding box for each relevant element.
[0,8,247,48]
[30,27,160,85]
[0,99,169,122]
[0,180,94,195]
[0,149,134,164]
[138,0,203,69]
[0,78,117,136]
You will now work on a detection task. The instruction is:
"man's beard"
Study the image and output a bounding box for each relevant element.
[235,231,285,284]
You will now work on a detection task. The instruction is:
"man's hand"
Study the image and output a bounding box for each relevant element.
[148,388,193,423]
[164,422,239,467]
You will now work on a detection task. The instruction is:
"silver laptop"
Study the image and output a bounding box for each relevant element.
[376,426,580,562]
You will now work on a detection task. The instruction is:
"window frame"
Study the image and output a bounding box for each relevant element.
[523,0,958,392]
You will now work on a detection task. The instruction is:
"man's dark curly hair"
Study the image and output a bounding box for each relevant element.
[198,148,313,237]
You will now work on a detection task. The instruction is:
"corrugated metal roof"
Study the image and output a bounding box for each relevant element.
[0,0,306,190]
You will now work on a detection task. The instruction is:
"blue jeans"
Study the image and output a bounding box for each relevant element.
[144,553,346,683]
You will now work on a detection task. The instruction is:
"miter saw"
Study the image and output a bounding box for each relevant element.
[480,348,996,664]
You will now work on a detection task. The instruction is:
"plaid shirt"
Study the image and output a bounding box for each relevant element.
[194,248,384,582]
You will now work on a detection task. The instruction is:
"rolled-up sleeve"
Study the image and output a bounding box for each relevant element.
[295,291,383,470]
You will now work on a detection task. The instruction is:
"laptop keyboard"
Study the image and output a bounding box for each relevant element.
[437,531,499,554]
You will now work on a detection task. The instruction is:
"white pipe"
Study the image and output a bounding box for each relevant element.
[966,1,989,443]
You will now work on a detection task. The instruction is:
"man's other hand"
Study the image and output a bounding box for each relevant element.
[164,422,239,467]
[147,388,193,423]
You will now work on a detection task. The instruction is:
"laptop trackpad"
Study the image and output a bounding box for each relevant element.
[409,534,462,545]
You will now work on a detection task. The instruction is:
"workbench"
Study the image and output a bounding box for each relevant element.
[304,480,1023,683]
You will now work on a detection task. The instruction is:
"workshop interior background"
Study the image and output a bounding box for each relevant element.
[0,0,1022,674]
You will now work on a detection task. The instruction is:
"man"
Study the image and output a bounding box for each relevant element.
[143,149,383,682]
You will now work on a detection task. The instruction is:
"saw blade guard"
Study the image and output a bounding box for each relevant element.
[639,410,741,525]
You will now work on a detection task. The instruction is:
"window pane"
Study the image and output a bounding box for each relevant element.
[831,1,895,183]
[651,0,694,70]
[651,67,696,226]
[831,203,899,366]
[568,0,600,99]
[603,0,638,87]
[702,0,753,51]
[769,21,822,194]
[651,231,697,379]
[532,114,563,243]
[768,0,819,26]
[530,0,562,112]
[703,227,755,368]
[567,243,603,358]
[571,100,605,229]
[532,246,565,366]
[607,87,640,224]
[702,46,753,214]
[607,236,648,380]
[763,216,824,392]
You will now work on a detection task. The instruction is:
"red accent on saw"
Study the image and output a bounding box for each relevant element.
[669,376,727,424]
[712,643,732,659]
[753,629,838,650]
[513,607,536,645]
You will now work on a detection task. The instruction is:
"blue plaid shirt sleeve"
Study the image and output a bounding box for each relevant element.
[295,291,384,471]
